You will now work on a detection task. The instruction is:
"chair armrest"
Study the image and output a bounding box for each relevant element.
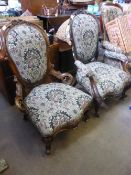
[14,77,26,112]
[49,65,75,85]
[102,41,124,53]
[15,96,26,112]
[104,50,129,72]
[128,62,131,71]
[0,29,6,61]
[104,50,128,62]
[74,60,94,78]
[75,60,103,105]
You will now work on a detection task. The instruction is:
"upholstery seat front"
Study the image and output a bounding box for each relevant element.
[25,83,92,137]
[76,62,130,98]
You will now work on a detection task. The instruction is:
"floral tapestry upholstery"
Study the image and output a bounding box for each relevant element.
[101,6,123,26]
[25,83,92,137]
[6,24,47,84]
[102,41,124,54]
[104,50,128,62]
[76,62,130,98]
[104,50,128,69]
[55,19,71,46]
[101,5,123,40]
[104,57,123,70]
[70,14,99,64]
[74,60,94,95]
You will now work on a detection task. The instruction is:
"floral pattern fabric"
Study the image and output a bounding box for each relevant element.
[104,50,128,62]
[25,83,92,137]
[102,41,124,54]
[101,6,123,26]
[76,62,130,98]
[101,5,123,40]
[102,40,128,69]
[55,19,71,45]
[70,14,99,64]
[104,50,128,69]
[104,57,123,70]
[6,24,47,83]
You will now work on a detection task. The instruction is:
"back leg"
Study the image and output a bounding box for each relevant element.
[43,137,53,155]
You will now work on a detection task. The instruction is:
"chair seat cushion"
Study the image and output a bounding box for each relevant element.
[25,83,92,137]
[76,62,130,98]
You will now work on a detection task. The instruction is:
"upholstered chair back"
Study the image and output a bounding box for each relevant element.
[101,3,123,40]
[4,20,48,84]
[70,11,99,64]
[101,4,123,26]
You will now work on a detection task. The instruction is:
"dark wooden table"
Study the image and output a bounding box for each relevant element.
[37,14,70,32]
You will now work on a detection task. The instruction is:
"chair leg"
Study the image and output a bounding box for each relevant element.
[83,110,90,122]
[43,137,53,155]
[23,113,28,121]
[94,99,100,118]
[120,89,127,100]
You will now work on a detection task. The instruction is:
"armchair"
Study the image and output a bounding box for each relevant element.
[0,20,93,154]
[100,2,123,41]
[100,2,131,71]
[69,10,130,116]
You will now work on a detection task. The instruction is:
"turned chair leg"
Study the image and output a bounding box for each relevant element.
[120,89,127,100]
[23,113,28,121]
[83,110,90,122]
[94,99,100,118]
[43,137,53,155]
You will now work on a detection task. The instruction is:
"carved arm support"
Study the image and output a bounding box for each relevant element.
[104,50,129,72]
[14,77,26,112]
[49,64,75,85]
[75,60,103,105]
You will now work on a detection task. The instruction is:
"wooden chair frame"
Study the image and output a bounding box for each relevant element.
[0,20,79,154]
[69,10,131,116]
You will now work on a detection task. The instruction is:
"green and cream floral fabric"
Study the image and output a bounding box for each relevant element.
[104,57,123,70]
[70,14,99,64]
[104,50,128,69]
[101,6,123,26]
[103,41,124,54]
[6,24,47,83]
[75,61,130,98]
[55,19,71,45]
[25,83,92,137]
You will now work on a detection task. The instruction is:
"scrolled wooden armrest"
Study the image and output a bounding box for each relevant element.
[50,68,75,85]
[122,61,130,73]
[128,61,131,69]
[14,76,26,112]
[15,96,26,112]
[88,76,103,105]
[59,72,75,85]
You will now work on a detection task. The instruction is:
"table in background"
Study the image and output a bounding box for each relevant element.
[37,14,70,32]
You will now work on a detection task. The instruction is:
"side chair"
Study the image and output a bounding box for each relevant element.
[0,20,93,154]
